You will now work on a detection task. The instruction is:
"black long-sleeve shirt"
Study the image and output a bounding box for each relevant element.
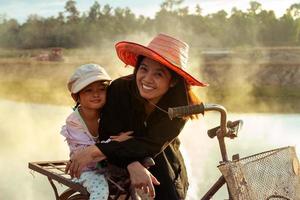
[97,75,189,199]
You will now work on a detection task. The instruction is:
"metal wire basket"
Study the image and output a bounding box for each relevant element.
[218,146,300,200]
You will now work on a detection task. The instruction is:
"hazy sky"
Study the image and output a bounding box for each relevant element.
[0,0,298,23]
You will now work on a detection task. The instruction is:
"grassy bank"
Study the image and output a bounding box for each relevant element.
[0,48,131,106]
[0,48,299,113]
[206,86,300,113]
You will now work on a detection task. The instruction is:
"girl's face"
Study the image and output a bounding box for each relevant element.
[78,81,107,110]
[136,57,173,104]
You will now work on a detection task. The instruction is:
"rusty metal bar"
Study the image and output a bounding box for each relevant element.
[28,161,89,195]
[204,104,228,162]
[201,176,226,200]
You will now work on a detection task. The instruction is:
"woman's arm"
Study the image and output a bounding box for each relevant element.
[98,117,185,167]
[127,161,160,198]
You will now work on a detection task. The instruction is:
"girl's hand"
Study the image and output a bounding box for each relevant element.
[110,131,133,142]
[127,161,160,198]
[65,145,105,178]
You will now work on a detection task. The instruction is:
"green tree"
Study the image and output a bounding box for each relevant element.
[247,1,262,15]
[256,10,277,45]
[195,4,202,16]
[0,19,20,48]
[88,1,101,22]
[64,0,80,22]
[155,0,186,35]
[161,0,184,12]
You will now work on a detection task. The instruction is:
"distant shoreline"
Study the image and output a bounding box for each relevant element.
[0,48,299,113]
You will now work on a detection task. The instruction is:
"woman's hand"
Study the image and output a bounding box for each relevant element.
[127,161,160,198]
[65,145,105,178]
[110,131,133,142]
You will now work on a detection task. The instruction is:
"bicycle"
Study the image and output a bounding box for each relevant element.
[169,103,300,200]
[29,103,300,200]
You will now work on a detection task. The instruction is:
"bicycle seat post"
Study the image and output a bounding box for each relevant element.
[204,104,229,162]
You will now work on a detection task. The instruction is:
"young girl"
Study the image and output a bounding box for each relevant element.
[60,63,113,200]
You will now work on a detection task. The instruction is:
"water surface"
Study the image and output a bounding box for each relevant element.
[0,99,299,199]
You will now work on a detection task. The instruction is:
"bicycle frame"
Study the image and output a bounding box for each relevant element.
[168,103,243,200]
[200,104,232,200]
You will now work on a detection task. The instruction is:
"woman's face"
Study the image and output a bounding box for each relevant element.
[78,81,107,110]
[136,57,173,104]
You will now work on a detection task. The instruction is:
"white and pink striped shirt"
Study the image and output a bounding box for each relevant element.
[60,107,99,172]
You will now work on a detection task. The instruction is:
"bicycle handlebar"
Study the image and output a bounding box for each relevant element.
[168,104,227,133]
[168,103,205,119]
[168,103,229,161]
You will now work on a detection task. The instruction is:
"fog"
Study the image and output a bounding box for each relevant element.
[1,99,299,199]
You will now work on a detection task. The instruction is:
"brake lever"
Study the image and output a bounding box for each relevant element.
[207,120,243,139]
[225,120,243,138]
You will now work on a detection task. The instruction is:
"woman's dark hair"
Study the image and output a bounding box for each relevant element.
[134,56,201,119]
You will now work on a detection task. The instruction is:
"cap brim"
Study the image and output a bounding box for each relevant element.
[72,76,111,94]
[115,41,208,87]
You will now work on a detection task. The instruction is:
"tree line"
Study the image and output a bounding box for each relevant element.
[1,0,300,49]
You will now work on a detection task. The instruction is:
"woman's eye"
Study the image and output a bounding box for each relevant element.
[139,65,147,72]
[155,72,163,77]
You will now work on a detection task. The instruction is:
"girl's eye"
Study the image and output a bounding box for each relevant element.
[83,88,92,93]
[98,88,106,92]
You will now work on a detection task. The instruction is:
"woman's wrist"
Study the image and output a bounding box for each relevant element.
[127,161,143,171]
[90,145,106,162]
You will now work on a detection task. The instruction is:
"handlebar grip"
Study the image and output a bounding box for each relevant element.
[142,157,155,169]
[168,103,205,119]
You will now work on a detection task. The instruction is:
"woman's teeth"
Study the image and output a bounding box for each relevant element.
[142,84,154,90]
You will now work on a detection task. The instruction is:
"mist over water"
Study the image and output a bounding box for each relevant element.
[0,99,70,200]
[0,99,299,200]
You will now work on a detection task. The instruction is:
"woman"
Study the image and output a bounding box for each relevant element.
[66,33,208,199]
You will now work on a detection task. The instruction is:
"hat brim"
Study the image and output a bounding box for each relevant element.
[72,76,111,94]
[115,41,208,87]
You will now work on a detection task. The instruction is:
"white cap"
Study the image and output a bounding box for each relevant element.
[67,63,112,94]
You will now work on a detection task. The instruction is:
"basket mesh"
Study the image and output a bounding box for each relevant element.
[218,146,300,200]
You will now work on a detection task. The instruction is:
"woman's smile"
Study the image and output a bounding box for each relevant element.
[142,83,155,91]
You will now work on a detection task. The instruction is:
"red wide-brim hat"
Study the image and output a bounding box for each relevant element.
[115,33,208,87]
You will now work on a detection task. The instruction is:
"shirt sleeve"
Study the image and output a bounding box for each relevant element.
[60,112,95,157]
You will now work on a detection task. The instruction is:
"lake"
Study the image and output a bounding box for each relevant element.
[0,99,299,200]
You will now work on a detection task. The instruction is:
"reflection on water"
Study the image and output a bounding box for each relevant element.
[0,99,299,200]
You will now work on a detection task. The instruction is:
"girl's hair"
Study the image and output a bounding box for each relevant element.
[134,56,201,120]
[73,101,80,111]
